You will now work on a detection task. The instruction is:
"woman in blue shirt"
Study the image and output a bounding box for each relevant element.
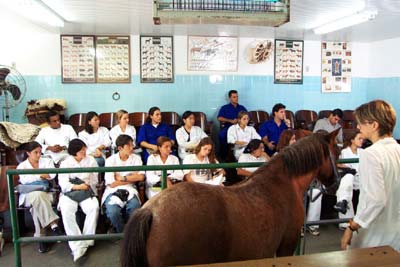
[137,106,175,162]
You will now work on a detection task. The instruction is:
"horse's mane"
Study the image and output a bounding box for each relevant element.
[275,133,330,177]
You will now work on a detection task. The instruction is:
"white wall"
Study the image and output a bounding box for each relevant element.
[368,37,400,78]
[0,9,373,78]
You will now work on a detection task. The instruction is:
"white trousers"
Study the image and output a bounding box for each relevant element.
[336,173,355,228]
[58,195,99,253]
[25,191,59,237]
[307,188,322,230]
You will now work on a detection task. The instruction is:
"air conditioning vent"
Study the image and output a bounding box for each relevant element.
[153,0,290,27]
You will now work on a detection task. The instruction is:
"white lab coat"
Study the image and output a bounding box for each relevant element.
[146,154,183,199]
[183,154,224,185]
[109,124,136,149]
[35,124,77,163]
[101,153,144,205]
[337,146,363,227]
[237,153,267,173]
[17,158,58,237]
[176,126,207,160]
[352,138,400,251]
[17,157,56,205]
[78,127,112,156]
[227,124,261,160]
[58,155,99,254]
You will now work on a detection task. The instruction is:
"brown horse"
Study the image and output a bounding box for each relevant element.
[121,130,340,267]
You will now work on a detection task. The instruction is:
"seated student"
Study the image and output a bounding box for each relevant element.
[35,110,77,164]
[137,106,176,163]
[17,141,62,253]
[227,111,261,160]
[313,108,344,144]
[217,90,248,159]
[109,109,136,152]
[146,136,184,199]
[237,139,269,177]
[259,103,291,156]
[102,134,144,233]
[78,111,111,167]
[183,137,225,185]
[275,129,296,153]
[176,111,208,161]
[58,139,99,262]
[334,130,364,230]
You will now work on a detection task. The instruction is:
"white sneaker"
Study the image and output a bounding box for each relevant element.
[73,247,87,262]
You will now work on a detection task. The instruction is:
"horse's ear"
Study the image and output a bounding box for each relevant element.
[325,128,340,146]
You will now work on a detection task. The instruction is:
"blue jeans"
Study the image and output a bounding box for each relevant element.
[104,194,141,233]
[94,156,105,167]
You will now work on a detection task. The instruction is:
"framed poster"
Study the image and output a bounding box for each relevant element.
[95,36,131,83]
[274,39,304,84]
[61,35,96,83]
[187,36,238,71]
[321,42,351,93]
[140,36,174,83]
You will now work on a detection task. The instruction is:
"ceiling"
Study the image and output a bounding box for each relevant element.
[4,0,400,42]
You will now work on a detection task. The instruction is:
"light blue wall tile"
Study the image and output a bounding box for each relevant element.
[4,75,399,138]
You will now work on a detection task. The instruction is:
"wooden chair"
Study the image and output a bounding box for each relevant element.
[161,112,181,134]
[295,110,318,131]
[193,112,214,137]
[342,110,356,129]
[318,110,331,119]
[68,113,87,133]
[128,112,148,133]
[99,112,118,129]
[285,110,296,129]
[248,110,269,131]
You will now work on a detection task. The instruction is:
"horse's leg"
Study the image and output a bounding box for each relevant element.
[276,232,300,257]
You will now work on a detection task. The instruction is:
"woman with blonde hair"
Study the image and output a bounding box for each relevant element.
[341,100,400,251]
[109,109,136,151]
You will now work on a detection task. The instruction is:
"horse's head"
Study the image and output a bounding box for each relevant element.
[315,128,341,189]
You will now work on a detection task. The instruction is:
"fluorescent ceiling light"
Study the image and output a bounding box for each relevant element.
[313,10,377,35]
[1,0,65,27]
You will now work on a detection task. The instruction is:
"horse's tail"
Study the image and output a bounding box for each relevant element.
[121,208,153,267]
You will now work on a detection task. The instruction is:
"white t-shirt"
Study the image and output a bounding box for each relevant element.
[58,155,98,194]
[227,124,261,160]
[146,154,183,199]
[79,127,112,155]
[35,124,77,163]
[109,124,136,149]
[176,126,207,160]
[237,153,267,173]
[101,153,144,205]
[182,154,224,185]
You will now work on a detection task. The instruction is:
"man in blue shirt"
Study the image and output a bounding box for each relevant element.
[259,103,291,156]
[217,90,247,160]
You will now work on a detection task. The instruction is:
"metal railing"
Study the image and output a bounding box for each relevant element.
[7,159,358,266]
